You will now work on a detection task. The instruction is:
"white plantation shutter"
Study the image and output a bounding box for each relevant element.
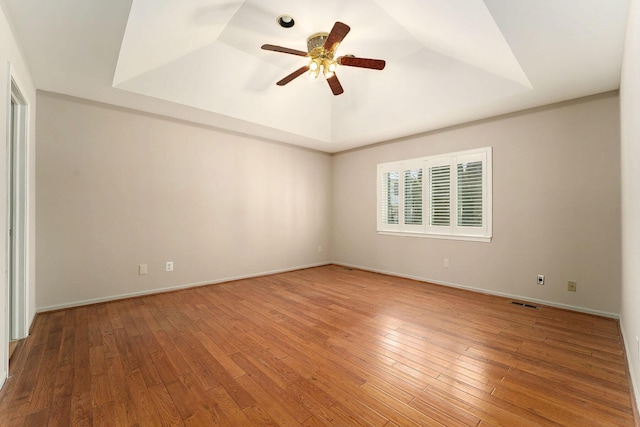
[377,147,491,241]
[457,161,483,227]
[428,164,451,227]
[384,171,400,225]
[378,166,400,231]
[404,168,423,226]
[455,151,489,237]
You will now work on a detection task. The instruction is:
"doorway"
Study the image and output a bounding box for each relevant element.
[7,75,29,362]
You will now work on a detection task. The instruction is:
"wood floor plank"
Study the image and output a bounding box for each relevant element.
[92,401,116,427]
[281,355,391,427]
[148,383,184,427]
[358,382,442,427]
[512,358,633,405]
[496,370,633,425]
[47,364,73,426]
[422,381,555,426]
[129,335,164,388]
[70,390,92,427]
[0,265,636,426]
[106,355,139,426]
[88,345,106,377]
[90,372,111,408]
[230,352,311,423]
[127,369,165,426]
[208,385,257,426]
[409,395,481,426]
[25,348,57,414]
[235,374,302,426]
[22,408,48,427]
[165,375,203,422]
[189,329,246,379]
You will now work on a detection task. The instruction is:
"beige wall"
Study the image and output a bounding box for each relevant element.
[0,2,37,384]
[620,0,640,410]
[332,93,621,316]
[36,92,332,310]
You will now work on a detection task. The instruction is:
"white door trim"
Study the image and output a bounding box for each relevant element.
[6,63,30,347]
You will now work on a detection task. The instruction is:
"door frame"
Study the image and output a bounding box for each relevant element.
[5,64,30,347]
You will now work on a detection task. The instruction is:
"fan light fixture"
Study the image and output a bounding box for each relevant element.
[261,22,386,95]
[306,32,338,80]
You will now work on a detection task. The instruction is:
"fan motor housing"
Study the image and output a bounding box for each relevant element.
[307,32,329,52]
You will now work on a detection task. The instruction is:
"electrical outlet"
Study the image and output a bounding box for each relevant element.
[537,275,544,285]
[166,261,174,272]
[317,245,323,253]
[139,264,148,275]
[443,259,450,268]
[568,280,577,292]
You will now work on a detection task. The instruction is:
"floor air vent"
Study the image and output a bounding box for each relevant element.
[511,301,538,309]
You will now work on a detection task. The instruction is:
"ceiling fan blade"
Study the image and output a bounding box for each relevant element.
[261,44,308,57]
[338,56,386,70]
[326,74,344,96]
[324,22,350,52]
[276,66,310,86]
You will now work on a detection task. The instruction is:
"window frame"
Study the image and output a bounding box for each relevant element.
[377,147,492,242]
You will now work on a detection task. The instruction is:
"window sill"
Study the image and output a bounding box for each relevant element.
[377,231,492,243]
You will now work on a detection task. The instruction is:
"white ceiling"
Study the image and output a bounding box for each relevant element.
[2,0,631,153]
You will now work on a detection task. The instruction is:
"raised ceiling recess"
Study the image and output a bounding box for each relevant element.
[2,0,631,152]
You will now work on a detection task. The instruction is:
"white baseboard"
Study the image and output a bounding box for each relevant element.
[36,262,332,313]
[37,260,620,319]
[334,261,620,319]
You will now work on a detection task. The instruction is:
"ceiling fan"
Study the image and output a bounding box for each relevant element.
[261,21,386,96]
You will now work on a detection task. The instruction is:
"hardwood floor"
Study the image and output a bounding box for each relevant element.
[0,265,636,426]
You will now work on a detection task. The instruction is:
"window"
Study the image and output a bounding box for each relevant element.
[377,147,492,242]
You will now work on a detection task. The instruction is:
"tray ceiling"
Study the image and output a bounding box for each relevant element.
[2,0,631,152]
